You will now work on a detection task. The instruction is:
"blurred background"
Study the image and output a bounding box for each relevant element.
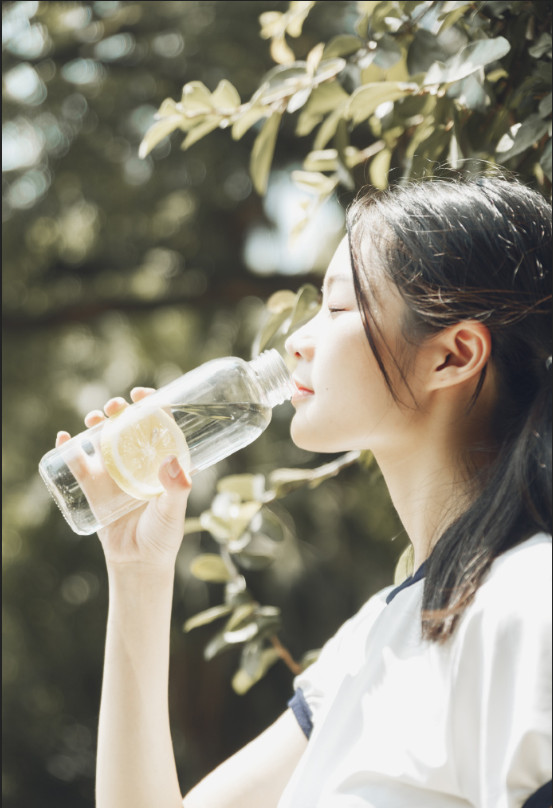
[2,2,404,805]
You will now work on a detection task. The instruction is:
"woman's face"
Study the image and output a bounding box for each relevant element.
[285,235,412,455]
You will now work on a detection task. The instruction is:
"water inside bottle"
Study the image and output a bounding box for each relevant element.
[170,402,271,472]
[40,401,273,534]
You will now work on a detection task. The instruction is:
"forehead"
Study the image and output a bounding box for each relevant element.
[324,236,353,285]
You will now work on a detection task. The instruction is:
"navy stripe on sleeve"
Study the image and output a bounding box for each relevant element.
[288,687,314,739]
[521,781,552,808]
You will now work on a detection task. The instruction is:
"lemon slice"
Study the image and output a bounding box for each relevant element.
[100,406,190,500]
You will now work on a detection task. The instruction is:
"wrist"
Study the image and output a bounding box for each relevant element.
[106,559,176,592]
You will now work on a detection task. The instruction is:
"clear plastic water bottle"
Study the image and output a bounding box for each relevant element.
[39,350,295,535]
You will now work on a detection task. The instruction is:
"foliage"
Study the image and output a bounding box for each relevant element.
[182,449,363,690]
[141,0,552,219]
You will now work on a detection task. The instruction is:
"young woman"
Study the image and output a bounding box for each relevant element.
[56,175,552,808]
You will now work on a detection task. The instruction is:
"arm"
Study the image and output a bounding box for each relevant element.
[96,561,183,808]
[97,561,307,808]
[183,710,307,808]
[58,391,306,808]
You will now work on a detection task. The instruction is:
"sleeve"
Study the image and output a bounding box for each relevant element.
[287,591,390,738]
[450,543,552,808]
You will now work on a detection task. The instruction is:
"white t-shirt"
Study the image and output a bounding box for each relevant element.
[279,533,552,808]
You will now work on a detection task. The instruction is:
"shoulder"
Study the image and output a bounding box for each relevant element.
[453,533,552,661]
[472,532,551,614]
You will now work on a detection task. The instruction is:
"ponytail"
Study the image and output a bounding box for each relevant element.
[422,360,552,641]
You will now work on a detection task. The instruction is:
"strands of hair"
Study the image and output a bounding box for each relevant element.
[347,173,552,642]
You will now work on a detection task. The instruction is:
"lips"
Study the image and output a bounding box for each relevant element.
[292,377,314,401]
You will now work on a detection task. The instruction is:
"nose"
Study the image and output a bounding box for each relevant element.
[285,320,315,361]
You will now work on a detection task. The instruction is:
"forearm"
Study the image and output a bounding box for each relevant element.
[96,563,183,808]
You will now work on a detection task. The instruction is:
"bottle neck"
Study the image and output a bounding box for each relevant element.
[248,350,295,408]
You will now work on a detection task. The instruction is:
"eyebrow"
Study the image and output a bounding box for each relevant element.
[322,273,351,294]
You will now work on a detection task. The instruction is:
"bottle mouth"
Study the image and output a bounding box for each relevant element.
[250,349,296,407]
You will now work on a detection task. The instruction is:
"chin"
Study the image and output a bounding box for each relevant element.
[290,422,351,454]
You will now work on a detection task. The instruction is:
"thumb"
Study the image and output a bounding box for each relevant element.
[154,456,192,523]
[159,455,192,491]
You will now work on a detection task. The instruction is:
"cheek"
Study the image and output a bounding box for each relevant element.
[316,325,375,392]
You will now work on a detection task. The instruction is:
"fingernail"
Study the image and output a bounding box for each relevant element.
[166,456,181,478]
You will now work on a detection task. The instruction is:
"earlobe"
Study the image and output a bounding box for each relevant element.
[427,322,491,390]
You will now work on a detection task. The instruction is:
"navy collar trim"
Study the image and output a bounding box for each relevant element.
[386,561,427,604]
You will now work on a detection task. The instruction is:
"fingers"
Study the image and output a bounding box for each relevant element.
[130,386,156,402]
[56,431,71,448]
[103,396,129,418]
[83,388,155,428]
[83,389,155,428]
[84,410,105,428]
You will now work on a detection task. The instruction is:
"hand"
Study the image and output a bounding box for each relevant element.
[56,387,192,569]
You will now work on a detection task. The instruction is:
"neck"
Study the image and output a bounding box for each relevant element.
[374,393,496,571]
[376,446,472,570]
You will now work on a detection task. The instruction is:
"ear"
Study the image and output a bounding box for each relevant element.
[424,321,492,392]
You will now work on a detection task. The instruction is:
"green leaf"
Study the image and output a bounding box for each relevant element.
[296,81,350,136]
[204,630,232,661]
[285,1,316,38]
[225,603,257,631]
[313,57,347,84]
[407,29,449,75]
[266,290,297,313]
[394,543,415,585]
[223,621,259,644]
[256,63,309,105]
[252,306,294,355]
[540,138,552,181]
[498,114,550,161]
[539,93,552,119]
[447,72,489,112]
[268,451,361,498]
[313,107,346,149]
[299,648,320,669]
[138,116,183,159]
[250,112,282,194]
[372,34,402,70]
[183,604,233,632]
[155,98,181,119]
[182,117,221,150]
[423,37,511,86]
[211,79,241,110]
[181,517,203,536]
[180,80,213,113]
[347,82,415,125]
[303,148,338,172]
[436,2,473,33]
[292,169,339,196]
[232,648,280,694]
[190,554,232,583]
[369,147,391,189]
[323,34,363,59]
[259,10,284,39]
[528,33,552,60]
[217,474,266,502]
[200,501,263,545]
[288,284,322,330]
[231,106,268,140]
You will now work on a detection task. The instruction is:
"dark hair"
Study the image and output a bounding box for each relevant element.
[347,174,552,642]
